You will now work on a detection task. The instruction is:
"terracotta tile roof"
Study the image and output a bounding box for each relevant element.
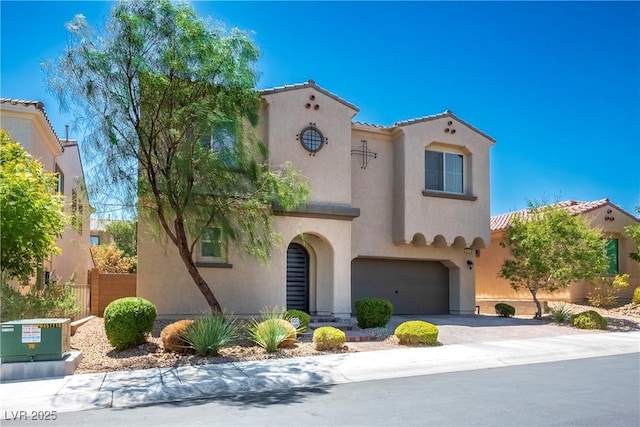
[490,198,638,231]
[259,79,359,112]
[393,109,496,143]
[0,98,63,148]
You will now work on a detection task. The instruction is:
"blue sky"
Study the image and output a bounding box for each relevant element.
[1,1,639,216]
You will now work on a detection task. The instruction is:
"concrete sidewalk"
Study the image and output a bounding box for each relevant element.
[1,331,638,415]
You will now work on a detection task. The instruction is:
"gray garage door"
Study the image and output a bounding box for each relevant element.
[351,258,449,315]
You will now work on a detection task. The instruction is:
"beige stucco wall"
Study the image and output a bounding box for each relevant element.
[393,117,493,248]
[350,123,485,314]
[476,204,640,304]
[1,103,92,286]
[137,215,352,318]
[52,143,93,285]
[261,88,357,205]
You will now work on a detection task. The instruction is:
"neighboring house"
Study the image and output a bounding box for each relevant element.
[475,199,640,313]
[90,218,116,246]
[138,80,495,318]
[0,98,93,286]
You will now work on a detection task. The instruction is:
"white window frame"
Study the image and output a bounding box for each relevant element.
[425,149,465,194]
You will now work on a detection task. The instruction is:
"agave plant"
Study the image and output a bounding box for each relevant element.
[182,314,240,356]
[546,302,574,324]
[246,307,297,352]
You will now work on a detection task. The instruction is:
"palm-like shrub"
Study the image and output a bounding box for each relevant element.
[182,314,240,356]
[546,302,573,323]
[247,307,297,352]
[313,326,346,351]
[394,320,439,345]
[103,297,157,350]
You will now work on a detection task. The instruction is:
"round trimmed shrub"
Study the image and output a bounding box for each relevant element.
[633,287,640,305]
[495,303,516,318]
[160,319,194,353]
[313,326,346,351]
[572,310,607,330]
[103,297,157,351]
[394,320,439,346]
[355,298,393,329]
[285,309,311,333]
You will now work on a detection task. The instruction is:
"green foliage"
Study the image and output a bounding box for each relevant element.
[104,220,137,257]
[313,326,346,351]
[0,276,79,322]
[46,0,309,313]
[499,200,609,319]
[625,207,640,264]
[182,314,240,356]
[355,298,393,329]
[284,309,310,333]
[0,128,66,280]
[546,302,574,323]
[103,297,157,350]
[572,310,607,330]
[394,321,439,346]
[91,244,137,273]
[633,287,640,305]
[494,303,516,318]
[588,274,630,308]
[246,307,296,352]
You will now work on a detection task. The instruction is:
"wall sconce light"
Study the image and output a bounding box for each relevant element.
[467,260,474,269]
[464,248,472,254]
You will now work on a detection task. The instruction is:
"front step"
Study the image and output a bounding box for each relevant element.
[309,321,353,331]
[309,321,378,342]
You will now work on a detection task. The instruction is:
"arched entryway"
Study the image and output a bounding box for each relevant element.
[286,242,310,312]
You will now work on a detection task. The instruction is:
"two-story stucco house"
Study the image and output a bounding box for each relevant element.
[0,98,93,287]
[137,80,495,318]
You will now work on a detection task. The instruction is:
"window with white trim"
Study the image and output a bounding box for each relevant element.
[425,150,464,194]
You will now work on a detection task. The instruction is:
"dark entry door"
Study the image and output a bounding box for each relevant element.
[286,243,309,312]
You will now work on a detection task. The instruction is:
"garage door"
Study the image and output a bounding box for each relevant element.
[351,258,449,315]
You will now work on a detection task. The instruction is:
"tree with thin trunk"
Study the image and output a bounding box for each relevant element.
[499,201,609,319]
[45,0,308,313]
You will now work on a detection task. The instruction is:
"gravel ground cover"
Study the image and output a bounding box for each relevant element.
[70,303,640,374]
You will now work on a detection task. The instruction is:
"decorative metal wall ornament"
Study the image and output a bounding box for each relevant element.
[351,140,377,169]
[296,123,327,156]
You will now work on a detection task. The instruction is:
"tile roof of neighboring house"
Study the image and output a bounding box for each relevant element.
[393,110,496,143]
[490,199,638,231]
[0,98,63,148]
[259,79,360,112]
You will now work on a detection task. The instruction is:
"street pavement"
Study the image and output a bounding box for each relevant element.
[1,319,638,415]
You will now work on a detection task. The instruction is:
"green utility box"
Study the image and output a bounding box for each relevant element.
[0,319,70,362]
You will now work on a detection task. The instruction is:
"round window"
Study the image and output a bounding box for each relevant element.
[299,125,325,154]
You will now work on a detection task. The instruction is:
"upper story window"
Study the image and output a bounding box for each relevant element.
[425,150,463,194]
[55,164,64,194]
[200,123,236,165]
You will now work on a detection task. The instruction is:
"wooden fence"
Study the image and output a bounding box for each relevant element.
[90,268,137,316]
[70,283,91,321]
